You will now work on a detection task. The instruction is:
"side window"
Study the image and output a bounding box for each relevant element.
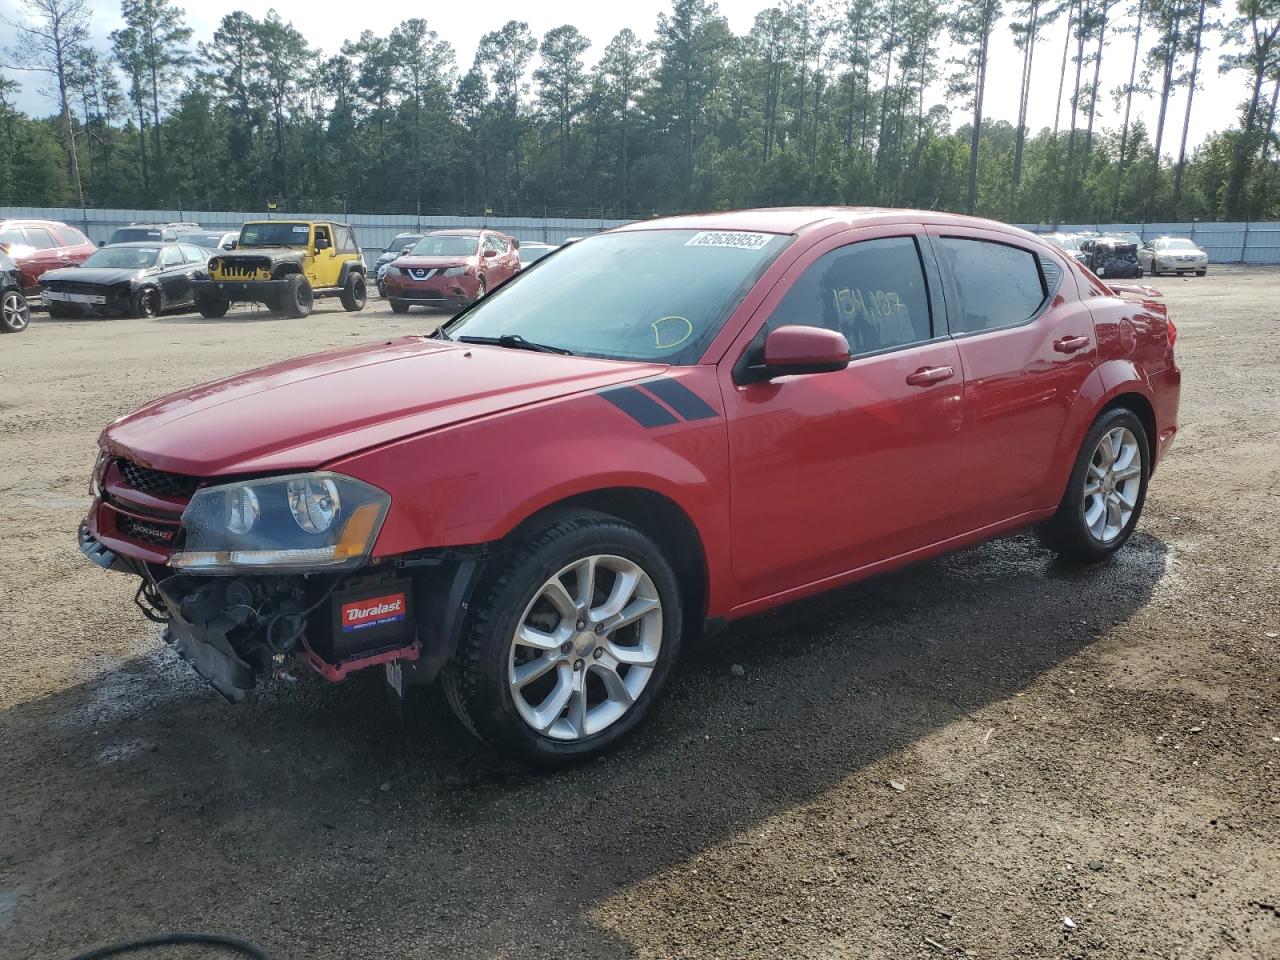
[936,237,1046,334]
[336,226,356,253]
[766,236,933,356]
[23,227,58,249]
[0,227,24,247]
[314,225,331,247]
[161,246,184,267]
[54,226,88,246]
[180,244,205,263]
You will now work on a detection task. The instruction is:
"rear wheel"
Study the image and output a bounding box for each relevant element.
[1,289,30,332]
[340,271,367,312]
[131,286,161,318]
[1036,406,1150,562]
[281,275,313,318]
[443,513,683,766]
[195,292,229,318]
[389,299,410,314]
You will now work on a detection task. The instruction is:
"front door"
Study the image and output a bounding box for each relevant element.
[927,227,1099,530]
[720,227,965,604]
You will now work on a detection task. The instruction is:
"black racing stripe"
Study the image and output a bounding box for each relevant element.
[598,386,679,428]
[642,378,719,421]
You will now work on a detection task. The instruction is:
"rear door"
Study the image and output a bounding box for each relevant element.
[927,227,1097,531]
[20,226,67,291]
[720,226,965,602]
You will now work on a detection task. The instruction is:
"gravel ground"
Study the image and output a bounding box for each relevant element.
[0,275,1277,960]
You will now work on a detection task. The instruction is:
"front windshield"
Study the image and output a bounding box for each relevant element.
[83,246,159,269]
[446,229,792,363]
[111,227,162,243]
[519,245,555,264]
[387,234,422,252]
[188,234,228,249]
[239,222,311,247]
[1160,239,1199,251]
[411,234,479,257]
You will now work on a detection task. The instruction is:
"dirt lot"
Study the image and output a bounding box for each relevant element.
[1,274,1277,960]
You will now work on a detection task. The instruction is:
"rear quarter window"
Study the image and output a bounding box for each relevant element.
[937,237,1047,334]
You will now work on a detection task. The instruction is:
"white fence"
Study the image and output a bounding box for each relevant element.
[0,207,634,268]
[5,206,1280,265]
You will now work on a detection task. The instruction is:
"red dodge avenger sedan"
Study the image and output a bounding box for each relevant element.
[81,208,1180,765]
[382,228,521,313]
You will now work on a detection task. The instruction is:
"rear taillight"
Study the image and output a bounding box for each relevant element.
[1167,317,1177,349]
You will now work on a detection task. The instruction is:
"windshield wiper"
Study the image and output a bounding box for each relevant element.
[457,334,574,356]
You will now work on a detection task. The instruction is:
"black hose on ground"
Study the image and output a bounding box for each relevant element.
[67,932,271,959]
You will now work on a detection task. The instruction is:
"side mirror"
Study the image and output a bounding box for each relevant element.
[315,237,331,251]
[98,240,105,248]
[738,325,851,384]
[401,246,412,256]
[482,248,497,259]
[511,238,520,250]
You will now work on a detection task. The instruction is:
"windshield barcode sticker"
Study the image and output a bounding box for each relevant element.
[685,231,772,250]
[292,225,309,233]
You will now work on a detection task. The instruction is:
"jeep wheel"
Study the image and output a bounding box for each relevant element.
[195,293,230,318]
[131,287,161,318]
[1,289,30,333]
[340,272,367,312]
[282,275,313,318]
[389,299,410,314]
[443,512,683,767]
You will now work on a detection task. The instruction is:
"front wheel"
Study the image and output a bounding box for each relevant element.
[195,292,229,318]
[1036,407,1150,562]
[1,289,30,332]
[1196,269,1207,277]
[443,513,683,766]
[281,275,313,318]
[340,272,367,312]
[131,286,161,318]
[389,298,410,314]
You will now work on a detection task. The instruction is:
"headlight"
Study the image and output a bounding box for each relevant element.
[384,266,401,277]
[209,258,221,272]
[443,266,468,277]
[170,471,390,573]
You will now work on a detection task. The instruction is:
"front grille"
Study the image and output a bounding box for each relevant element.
[214,257,271,279]
[117,514,179,546]
[117,459,199,499]
[46,281,112,296]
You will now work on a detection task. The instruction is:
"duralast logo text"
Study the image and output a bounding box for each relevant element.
[341,593,407,632]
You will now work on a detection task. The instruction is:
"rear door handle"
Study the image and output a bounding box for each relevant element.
[1054,335,1090,353]
[905,365,955,387]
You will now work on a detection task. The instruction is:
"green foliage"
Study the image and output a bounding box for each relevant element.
[2,0,1278,221]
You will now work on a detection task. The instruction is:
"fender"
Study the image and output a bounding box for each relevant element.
[328,388,736,615]
[1040,359,1158,508]
[337,260,365,288]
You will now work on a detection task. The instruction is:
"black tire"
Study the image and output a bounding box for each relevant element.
[1036,406,1150,563]
[389,298,411,314]
[45,302,79,319]
[281,275,313,318]
[376,275,387,298]
[340,271,367,312]
[1,289,31,333]
[131,286,161,318]
[195,292,230,318]
[475,275,487,302]
[442,512,684,767]
[1196,269,1206,277]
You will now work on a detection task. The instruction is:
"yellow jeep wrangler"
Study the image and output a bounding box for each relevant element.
[192,220,367,318]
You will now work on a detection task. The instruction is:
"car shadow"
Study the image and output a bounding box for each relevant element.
[0,531,1168,959]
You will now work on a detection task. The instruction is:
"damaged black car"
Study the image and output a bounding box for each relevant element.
[40,241,210,319]
[1078,237,1143,280]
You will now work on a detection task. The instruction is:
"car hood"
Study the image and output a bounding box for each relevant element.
[222,246,305,262]
[42,267,145,285]
[103,337,667,477]
[393,255,472,270]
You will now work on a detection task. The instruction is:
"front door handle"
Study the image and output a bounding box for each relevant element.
[1054,335,1090,353]
[905,365,955,387]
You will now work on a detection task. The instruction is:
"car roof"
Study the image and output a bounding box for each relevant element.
[104,241,179,248]
[612,206,1042,241]
[1,219,73,228]
[428,229,487,237]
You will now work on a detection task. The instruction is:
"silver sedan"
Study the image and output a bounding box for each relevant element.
[1138,237,1209,277]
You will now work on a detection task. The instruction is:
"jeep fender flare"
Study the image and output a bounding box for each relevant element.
[337,260,365,288]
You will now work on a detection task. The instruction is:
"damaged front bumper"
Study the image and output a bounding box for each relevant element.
[79,525,484,702]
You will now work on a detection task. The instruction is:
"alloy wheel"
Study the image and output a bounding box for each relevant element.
[2,291,29,331]
[1082,426,1142,543]
[508,554,663,741]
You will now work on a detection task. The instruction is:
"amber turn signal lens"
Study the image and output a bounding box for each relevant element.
[333,502,383,559]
